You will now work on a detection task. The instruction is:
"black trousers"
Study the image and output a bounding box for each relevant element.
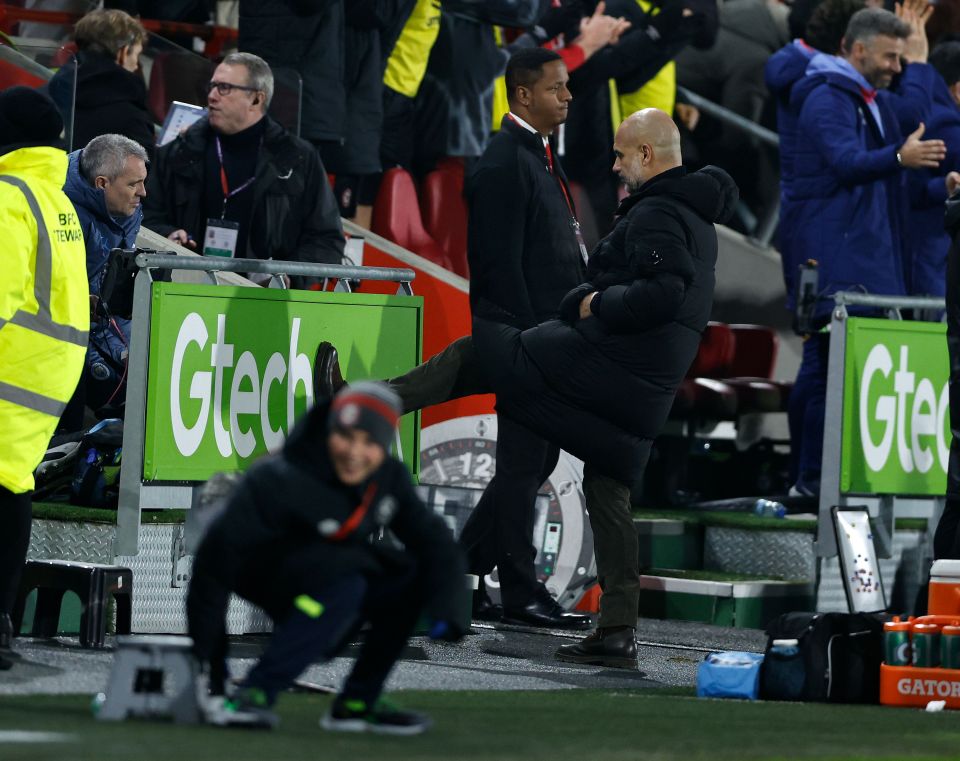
[459,416,558,608]
[0,485,32,618]
[388,336,554,608]
[187,558,424,706]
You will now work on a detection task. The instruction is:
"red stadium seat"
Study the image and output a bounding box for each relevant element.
[0,59,46,89]
[672,322,738,421]
[50,41,77,68]
[420,167,469,278]
[728,324,778,377]
[723,324,791,412]
[371,167,454,271]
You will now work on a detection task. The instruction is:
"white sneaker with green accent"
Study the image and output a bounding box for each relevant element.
[205,687,279,729]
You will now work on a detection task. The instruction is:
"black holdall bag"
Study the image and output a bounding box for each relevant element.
[99,248,172,320]
[759,611,886,703]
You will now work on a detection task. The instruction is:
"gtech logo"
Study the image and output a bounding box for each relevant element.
[858,344,949,475]
[169,312,313,458]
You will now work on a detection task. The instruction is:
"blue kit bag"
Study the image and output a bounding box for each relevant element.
[696,651,764,700]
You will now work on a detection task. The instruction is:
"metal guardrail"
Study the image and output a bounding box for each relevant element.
[677,86,781,248]
[677,86,780,149]
[135,252,417,295]
[834,292,946,312]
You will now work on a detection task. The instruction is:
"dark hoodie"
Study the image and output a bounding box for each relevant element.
[48,51,155,158]
[192,399,466,625]
[476,165,738,484]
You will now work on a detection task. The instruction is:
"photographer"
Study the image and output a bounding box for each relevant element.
[61,133,147,426]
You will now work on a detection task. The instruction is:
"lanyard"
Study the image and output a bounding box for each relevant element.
[214,135,258,218]
[544,141,577,220]
[328,482,378,541]
[507,115,588,263]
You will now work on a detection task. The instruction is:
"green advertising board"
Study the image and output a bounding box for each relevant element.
[143,283,422,481]
[841,317,949,495]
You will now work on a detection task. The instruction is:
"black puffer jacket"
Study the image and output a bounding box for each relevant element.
[238,0,345,143]
[193,399,466,624]
[142,116,345,284]
[476,165,738,484]
[524,165,737,437]
[47,51,155,157]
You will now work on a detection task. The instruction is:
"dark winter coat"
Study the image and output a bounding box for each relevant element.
[475,165,738,485]
[942,196,960,509]
[790,60,935,316]
[63,149,141,385]
[47,51,155,157]
[465,115,586,330]
[415,12,508,163]
[142,115,345,286]
[764,40,816,307]
[907,73,960,297]
[238,0,345,143]
[192,399,466,624]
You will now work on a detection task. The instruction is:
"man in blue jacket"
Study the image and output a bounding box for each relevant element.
[765,0,866,311]
[788,7,946,496]
[61,133,147,427]
[907,40,960,298]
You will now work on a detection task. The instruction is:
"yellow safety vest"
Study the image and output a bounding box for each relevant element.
[383,0,442,99]
[616,0,677,125]
[0,146,88,494]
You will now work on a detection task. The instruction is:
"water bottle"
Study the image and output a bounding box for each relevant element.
[754,499,787,519]
[763,638,805,700]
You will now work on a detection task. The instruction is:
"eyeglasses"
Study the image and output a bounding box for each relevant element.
[206,80,259,96]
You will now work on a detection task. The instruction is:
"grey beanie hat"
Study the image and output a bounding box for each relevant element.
[328,381,402,451]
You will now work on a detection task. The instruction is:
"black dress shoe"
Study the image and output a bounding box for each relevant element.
[472,589,503,622]
[555,626,638,669]
[0,613,12,650]
[313,341,347,400]
[502,596,591,630]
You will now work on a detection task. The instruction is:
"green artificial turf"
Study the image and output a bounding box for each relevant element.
[633,509,929,535]
[644,568,793,583]
[31,503,187,524]
[2,690,960,761]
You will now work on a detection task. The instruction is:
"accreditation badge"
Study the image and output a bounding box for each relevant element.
[203,218,240,257]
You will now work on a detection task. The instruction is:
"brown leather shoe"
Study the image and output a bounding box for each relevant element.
[313,341,347,400]
[555,626,638,669]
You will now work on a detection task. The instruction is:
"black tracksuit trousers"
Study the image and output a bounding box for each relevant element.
[187,560,425,706]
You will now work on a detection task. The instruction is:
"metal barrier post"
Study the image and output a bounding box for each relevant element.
[816,292,946,562]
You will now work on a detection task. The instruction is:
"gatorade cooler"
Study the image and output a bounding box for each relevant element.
[929,560,960,615]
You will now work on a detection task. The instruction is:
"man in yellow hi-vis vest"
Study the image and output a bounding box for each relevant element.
[0,87,88,669]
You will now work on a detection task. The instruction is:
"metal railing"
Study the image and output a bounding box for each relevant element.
[677,85,781,248]
[134,252,417,294]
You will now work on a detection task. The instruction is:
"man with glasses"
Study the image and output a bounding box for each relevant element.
[143,52,344,287]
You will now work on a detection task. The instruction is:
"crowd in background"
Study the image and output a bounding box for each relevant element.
[9,0,958,244]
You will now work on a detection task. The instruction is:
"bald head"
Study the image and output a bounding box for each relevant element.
[613,108,682,193]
